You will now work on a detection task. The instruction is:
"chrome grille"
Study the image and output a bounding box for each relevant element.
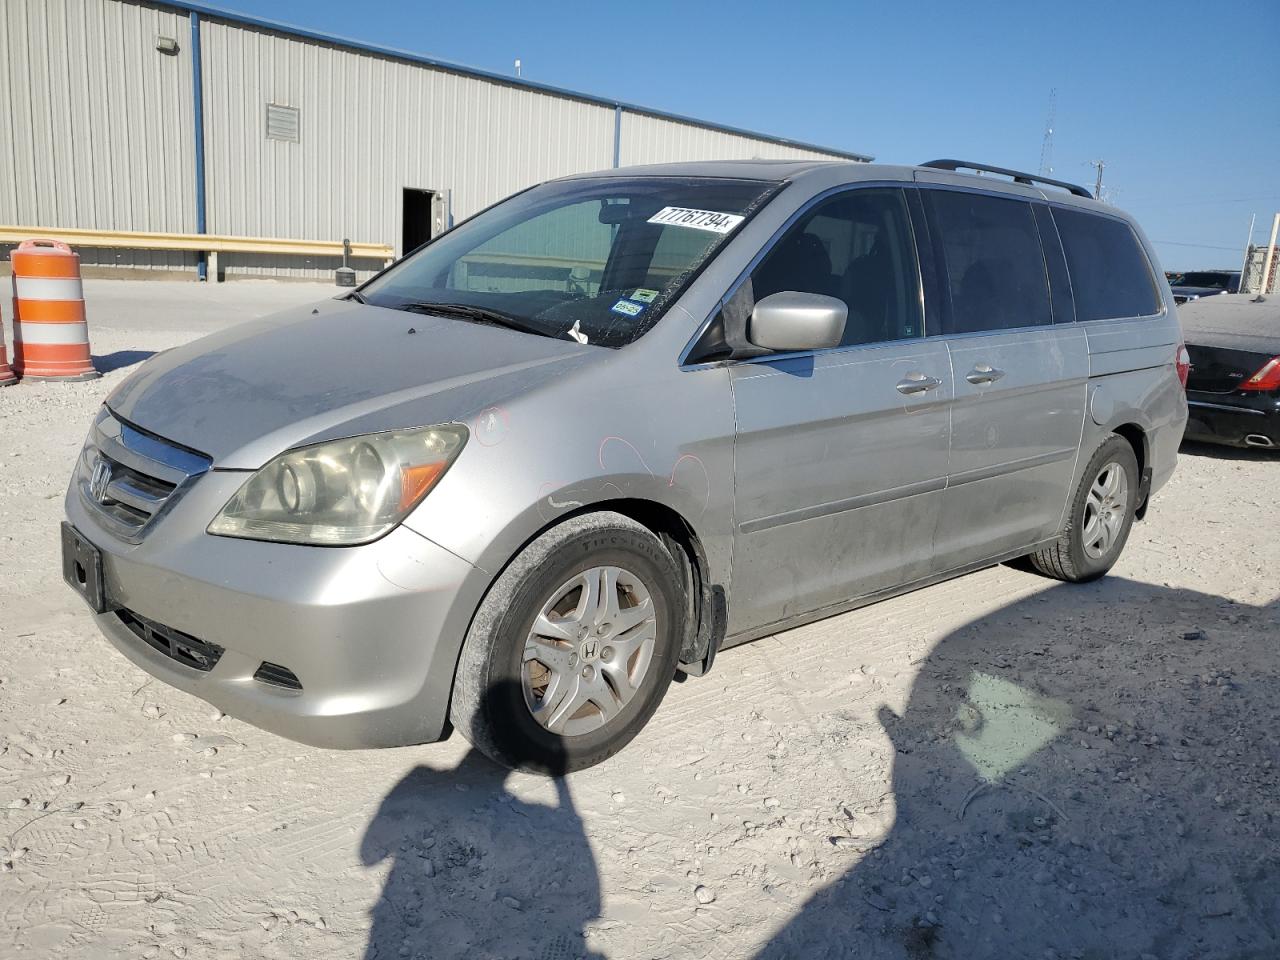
[77,408,211,542]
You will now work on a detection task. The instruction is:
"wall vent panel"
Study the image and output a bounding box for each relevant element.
[265,103,299,142]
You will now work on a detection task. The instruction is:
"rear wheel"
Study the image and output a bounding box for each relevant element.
[450,512,684,774]
[1027,435,1139,583]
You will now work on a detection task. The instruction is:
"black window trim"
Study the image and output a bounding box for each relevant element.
[1031,201,1077,326]
[1046,201,1168,325]
[679,180,929,370]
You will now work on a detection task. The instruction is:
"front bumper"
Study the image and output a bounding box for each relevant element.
[66,469,488,749]
[1184,393,1280,449]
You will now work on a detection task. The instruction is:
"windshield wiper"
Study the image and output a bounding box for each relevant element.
[397,301,552,338]
[346,290,368,304]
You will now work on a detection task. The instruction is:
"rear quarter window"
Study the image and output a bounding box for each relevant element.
[1052,208,1161,321]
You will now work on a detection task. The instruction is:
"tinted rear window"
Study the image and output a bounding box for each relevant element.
[925,190,1052,334]
[1052,208,1161,321]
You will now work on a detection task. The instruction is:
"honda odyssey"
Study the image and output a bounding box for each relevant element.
[63,159,1189,772]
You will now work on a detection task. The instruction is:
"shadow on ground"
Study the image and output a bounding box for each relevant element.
[361,683,605,960]
[755,578,1279,960]
[1179,439,1279,463]
[93,349,156,373]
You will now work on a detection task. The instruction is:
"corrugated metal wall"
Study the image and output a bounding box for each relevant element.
[0,0,197,271]
[199,18,617,278]
[1,0,862,282]
[618,112,844,166]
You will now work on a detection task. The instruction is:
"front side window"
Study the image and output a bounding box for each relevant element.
[1053,208,1161,321]
[362,177,778,348]
[925,190,1052,334]
[749,188,923,347]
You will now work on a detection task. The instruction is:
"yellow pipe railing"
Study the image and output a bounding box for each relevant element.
[0,226,394,280]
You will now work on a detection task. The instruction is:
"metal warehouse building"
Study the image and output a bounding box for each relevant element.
[0,0,870,281]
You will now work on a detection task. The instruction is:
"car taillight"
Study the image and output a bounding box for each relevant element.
[1175,343,1191,389]
[1239,356,1280,392]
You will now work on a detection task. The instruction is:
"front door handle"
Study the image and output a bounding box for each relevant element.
[895,373,943,395]
[965,364,1006,385]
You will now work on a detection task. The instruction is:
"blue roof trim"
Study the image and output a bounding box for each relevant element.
[148,0,873,163]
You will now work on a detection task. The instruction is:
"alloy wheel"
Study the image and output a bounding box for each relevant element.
[521,566,658,736]
[1081,461,1129,560]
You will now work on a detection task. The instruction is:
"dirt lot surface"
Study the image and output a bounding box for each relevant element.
[1,280,1277,960]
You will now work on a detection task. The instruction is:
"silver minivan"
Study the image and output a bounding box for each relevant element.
[62,159,1189,772]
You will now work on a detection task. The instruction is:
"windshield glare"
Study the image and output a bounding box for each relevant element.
[361,176,777,347]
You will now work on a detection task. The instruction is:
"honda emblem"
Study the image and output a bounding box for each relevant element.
[89,458,112,503]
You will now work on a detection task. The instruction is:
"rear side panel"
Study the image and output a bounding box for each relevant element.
[1078,276,1186,499]
[1084,315,1180,377]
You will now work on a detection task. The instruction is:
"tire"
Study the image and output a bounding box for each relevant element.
[450,511,685,774]
[1027,435,1139,583]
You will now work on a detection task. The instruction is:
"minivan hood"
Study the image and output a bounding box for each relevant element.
[107,300,591,468]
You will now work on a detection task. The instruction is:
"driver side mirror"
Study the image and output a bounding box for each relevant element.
[747,291,847,353]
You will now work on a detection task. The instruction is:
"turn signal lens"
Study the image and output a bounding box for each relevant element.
[208,424,467,546]
[1239,356,1280,392]
[1175,343,1191,389]
[399,461,448,512]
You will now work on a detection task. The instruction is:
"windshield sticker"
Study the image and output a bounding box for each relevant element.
[611,299,644,318]
[631,288,660,304]
[647,206,745,234]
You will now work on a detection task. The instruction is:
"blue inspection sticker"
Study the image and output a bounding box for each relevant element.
[611,299,644,318]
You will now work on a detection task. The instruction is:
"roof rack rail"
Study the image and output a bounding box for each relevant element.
[919,159,1093,199]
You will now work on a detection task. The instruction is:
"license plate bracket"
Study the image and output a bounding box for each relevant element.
[61,522,107,614]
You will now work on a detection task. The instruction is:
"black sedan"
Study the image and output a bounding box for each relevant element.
[1167,270,1241,304]
[1180,294,1280,449]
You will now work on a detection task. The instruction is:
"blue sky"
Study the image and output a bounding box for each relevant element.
[228,0,1276,270]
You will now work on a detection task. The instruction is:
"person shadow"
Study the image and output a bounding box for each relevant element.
[754,578,1280,960]
[361,681,606,960]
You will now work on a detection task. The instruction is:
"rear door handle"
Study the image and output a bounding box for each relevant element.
[965,364,1006,385]
[895,373,943,395]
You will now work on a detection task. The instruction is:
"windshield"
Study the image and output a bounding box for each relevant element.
[361,176,778,348]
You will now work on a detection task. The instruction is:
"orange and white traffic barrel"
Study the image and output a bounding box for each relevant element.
[0,301,17,386]
[11,239,99,381]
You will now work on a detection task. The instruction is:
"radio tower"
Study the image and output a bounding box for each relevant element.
[1039,88,1056,176]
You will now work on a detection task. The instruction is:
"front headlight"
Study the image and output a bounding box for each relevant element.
[208,424,467,546]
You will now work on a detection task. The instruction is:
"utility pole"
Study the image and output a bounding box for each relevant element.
[1239,213,1256,292]
[1261,213,1280,296]
[1038,89,1056,176]
[1089,159,1106,201]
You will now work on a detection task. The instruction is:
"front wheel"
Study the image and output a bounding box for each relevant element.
[450,512,685,774]
[1027,435,1139,583]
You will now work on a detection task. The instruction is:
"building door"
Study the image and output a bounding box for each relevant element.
[402,188,436,256]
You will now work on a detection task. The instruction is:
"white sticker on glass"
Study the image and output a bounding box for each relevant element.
[647,206,745,234]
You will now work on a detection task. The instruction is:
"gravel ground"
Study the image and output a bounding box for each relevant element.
[1,280,1277,960]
